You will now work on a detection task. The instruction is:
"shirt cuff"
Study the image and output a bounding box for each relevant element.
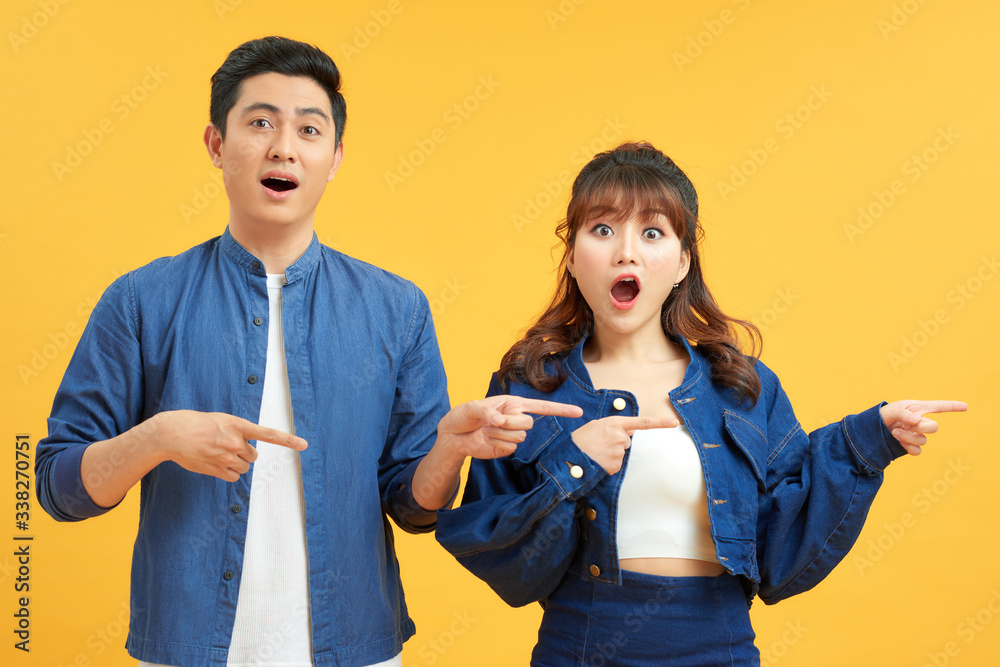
[843,402,908,473]
[522,416,607,500]
[46,444,122,521]
[385,458,452,534]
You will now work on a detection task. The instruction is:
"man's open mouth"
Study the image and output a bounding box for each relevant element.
[261,177,298,193]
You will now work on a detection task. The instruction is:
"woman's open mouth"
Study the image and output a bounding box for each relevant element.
[610,276,640,309]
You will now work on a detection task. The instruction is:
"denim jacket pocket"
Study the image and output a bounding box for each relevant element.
[718,410,769,534]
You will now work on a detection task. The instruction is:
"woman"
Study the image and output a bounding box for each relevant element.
[436,142,966,666]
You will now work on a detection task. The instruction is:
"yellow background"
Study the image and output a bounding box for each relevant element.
[2,0,997,665]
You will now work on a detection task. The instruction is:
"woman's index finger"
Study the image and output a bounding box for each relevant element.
[619,416,679,434]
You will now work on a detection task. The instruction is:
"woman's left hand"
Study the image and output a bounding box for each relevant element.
[879,400,968,455]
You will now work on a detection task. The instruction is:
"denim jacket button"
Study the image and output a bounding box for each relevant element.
[585,508,597,520]
[223,570,234,581]
[612,397,626,411]
[569,465,584,479]
[589,564,601,577]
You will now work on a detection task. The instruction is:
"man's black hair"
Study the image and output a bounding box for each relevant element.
[210,36,346,144]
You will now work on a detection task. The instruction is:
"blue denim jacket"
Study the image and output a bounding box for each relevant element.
[36,229,449,666]
[436,335,905,608]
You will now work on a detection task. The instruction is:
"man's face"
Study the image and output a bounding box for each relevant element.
[204,72,343,231]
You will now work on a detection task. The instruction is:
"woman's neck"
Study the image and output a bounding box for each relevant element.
[584,324,683,365]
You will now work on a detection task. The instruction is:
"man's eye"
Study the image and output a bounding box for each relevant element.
[251,119,271,128]
[302,126,319,136]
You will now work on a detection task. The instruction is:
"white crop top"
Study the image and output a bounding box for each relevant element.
[616,425,719,564]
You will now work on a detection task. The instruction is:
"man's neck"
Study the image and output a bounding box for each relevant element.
[229,220,314,274]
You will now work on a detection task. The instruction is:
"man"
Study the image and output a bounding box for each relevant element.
[36,36,577,667]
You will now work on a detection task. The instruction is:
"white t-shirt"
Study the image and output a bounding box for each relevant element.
[616,425,720,564]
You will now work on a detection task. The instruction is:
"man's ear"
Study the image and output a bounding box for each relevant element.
[203,124,224,168]
[328,142,345,182]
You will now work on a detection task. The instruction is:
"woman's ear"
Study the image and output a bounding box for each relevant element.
[677,248,691,283]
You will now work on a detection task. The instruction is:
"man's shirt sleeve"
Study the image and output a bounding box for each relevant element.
[36,274,142,521]
[378,282,452,534]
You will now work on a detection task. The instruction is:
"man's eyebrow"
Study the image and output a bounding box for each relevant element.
[240,102,330,122]
[296,106,330,122]
[241,102,280,116]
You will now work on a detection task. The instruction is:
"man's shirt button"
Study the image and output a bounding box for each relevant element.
[253,317,263,326]
[231,505,241,514]
[248,375,258,384]
[251,261,262,271]
[223,571,234,581]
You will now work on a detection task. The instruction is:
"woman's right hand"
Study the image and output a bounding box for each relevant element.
[571,415,678,474]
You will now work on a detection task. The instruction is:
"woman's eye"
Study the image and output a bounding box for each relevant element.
[594,224,612,237]
[643,228,663,240]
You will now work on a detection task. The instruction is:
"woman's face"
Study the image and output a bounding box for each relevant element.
[568,211,690,341]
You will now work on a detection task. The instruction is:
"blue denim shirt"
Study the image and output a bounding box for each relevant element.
[436,335,906,608]
[36,229,450,666]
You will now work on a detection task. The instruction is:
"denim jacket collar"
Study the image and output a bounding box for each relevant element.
[218,226,321,284]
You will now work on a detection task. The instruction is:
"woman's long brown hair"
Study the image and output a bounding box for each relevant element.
[497,142,763,404]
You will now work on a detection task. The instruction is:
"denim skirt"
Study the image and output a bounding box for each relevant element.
[531,570,759,666]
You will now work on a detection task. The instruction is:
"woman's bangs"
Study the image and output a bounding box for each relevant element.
[571,165,690,237]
